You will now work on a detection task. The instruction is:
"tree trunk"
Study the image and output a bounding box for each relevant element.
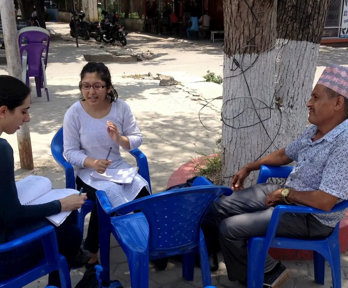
[222,0,330,186]
[33,0,46,28]
[273,0,330,148]
[18,0,33,20]
[82,0,98,22]
[222,0,277,185]
[0,0,34,170]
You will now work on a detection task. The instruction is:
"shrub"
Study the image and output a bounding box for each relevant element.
[203,70,223,84]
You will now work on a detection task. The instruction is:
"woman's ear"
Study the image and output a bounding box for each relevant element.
[0,105,8,119]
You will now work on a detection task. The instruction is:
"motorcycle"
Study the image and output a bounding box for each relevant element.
[99,10,128,46]
[69,10,90,40]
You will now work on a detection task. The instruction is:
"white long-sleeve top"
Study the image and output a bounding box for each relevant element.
[63,100,148,207]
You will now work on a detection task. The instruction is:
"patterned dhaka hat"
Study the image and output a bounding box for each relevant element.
[317,65,348,98]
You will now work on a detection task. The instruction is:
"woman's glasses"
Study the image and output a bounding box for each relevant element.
[81,83,106,91]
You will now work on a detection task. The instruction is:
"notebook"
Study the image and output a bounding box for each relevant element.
[16,175,79,226]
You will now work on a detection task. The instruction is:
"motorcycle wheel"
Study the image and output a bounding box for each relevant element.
[70,30,76,38]
[120,37,127,46]
[82,30,90,40]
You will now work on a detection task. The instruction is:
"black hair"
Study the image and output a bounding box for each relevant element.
[0,75,30,111]
[79,62,118,102]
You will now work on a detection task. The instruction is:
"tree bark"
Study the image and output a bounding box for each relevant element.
[0,0,34,170]
[273,0,330,150]
[222,0,277,185]
[222,0,330,186]
[33,0,46,28]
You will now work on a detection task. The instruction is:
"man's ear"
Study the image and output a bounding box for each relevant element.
[335,95,346,111]
[0,105,8,119]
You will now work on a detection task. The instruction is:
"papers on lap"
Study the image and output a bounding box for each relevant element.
[90,167,137,184]
[16,175,79,226]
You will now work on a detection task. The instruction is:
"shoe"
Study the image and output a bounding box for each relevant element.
[263,262,290,288]
[70,248,91,269]
[75,262,98,288]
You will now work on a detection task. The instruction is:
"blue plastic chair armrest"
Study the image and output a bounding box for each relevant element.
[130,148,151,193]
[96,190,114,215]
[263,201,348,251]
[257,165,293,184]
[0,225,54,253]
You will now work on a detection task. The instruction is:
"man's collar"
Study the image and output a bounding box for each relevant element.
[312,119,348,142]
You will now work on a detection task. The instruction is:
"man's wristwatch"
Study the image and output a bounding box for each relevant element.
[281,188,291,204]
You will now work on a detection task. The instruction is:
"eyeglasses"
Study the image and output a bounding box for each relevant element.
[81,83,106,91]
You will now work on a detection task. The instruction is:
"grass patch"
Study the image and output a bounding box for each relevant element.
[194,153,222,185]
[203,70,223,84]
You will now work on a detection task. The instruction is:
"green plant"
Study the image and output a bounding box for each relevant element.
[203,70,223,84]
[194,153,223,185]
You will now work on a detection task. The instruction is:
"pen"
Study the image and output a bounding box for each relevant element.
[106,146,112,160]
[79,187,83,196]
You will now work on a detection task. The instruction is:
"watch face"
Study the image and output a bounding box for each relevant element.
[281,188,290,197]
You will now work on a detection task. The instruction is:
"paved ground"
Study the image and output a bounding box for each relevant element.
[1,22,348,287]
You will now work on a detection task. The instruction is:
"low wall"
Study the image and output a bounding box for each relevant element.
[124,18,144,32]
[58,11,71,23]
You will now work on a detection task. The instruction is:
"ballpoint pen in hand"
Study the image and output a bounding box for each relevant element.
[79,187,83,196]
[106,146,112,160]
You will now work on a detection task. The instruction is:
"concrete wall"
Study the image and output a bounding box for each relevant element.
[58,11,71,22]
[124,18,144,32]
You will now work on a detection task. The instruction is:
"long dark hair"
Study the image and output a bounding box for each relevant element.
[0,76,30,110]
[79,62,118,102]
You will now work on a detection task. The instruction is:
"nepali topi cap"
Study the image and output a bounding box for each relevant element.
[317,65,348,98]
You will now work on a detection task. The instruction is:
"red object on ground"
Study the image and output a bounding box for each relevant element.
[167,157,348,260]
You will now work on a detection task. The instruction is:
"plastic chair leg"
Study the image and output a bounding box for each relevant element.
[58,255,72,288]
[127,250,149,288]
[199,230,212,286]
[35,77,42,97]
[313,251,325,284]
[247,238,267,288]
[182,252,195,281]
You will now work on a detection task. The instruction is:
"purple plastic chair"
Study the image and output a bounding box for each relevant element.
[18,27,50,101]
[20,43,49,101]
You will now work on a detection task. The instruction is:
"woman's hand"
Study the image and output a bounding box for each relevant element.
[60,193,87,212]
[231,166,250,190]
[107,121,122,144]
[92,159,111,174]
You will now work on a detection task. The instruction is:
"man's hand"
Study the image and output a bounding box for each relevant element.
[231,166,250,190]
[265,188,283,207]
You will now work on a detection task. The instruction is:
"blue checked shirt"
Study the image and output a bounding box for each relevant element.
[285,119,348,227]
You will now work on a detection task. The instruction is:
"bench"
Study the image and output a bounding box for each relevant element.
[210,30,224,43]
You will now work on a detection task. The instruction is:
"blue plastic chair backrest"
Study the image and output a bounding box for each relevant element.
[0,225,71,288]
[51,127,152,192]
[114,185,231,254]
[20,43,47,77]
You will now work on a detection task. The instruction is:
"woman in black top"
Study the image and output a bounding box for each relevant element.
[0,75,87,286]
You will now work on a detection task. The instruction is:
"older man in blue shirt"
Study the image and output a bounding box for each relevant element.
[209,65,348,287]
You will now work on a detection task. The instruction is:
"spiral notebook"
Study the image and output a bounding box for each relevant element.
[16,175,79,226]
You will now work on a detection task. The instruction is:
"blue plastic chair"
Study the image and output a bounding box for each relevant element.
[247,165,348,288]
[50,127,152,233]
[0,225,71,288]
[96,177,232,288]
